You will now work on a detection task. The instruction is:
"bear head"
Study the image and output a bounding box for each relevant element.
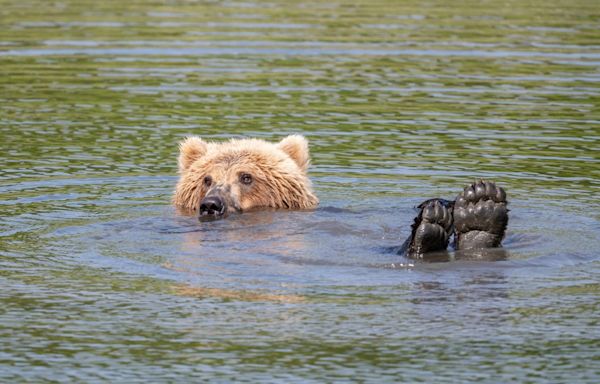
[173,135,319,219]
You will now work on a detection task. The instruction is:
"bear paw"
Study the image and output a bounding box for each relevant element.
[407,199,454,258]
[453,180,508,250]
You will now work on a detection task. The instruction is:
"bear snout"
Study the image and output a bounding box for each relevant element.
[199,195,226,219]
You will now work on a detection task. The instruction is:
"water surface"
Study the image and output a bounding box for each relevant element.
[1,0,599,382]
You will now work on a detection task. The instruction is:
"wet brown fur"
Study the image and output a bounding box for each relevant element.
[173,135,319,213]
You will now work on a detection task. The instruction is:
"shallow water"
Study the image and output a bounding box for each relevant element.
[1,0,599,382]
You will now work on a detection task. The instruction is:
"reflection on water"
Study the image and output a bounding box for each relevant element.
[1,0,599,382]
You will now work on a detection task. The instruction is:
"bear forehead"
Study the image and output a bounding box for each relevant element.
[193,146,293,172]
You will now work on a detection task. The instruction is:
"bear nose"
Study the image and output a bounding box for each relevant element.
[199,195,226,217]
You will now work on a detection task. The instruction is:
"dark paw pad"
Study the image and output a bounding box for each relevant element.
[454,180,508,250]
[407,199,453,258]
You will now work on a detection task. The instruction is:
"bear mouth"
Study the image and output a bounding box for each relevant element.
[198,205,227,221]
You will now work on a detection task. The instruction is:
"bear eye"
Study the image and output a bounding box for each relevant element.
[240,173,253,185]
[203,175,213,187]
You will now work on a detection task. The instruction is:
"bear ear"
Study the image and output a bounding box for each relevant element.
[178,136,208,172]
[277,134,310,172]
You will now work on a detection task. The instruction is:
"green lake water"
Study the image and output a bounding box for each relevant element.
[1,0,599,381]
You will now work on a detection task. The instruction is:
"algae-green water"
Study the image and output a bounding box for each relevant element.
[1,0,599,381]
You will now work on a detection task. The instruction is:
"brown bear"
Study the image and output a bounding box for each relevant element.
[173,135,319,218]
[173,135,508,260]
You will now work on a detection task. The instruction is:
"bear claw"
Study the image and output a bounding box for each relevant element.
[407,199,454,258]
[454,180,508,250]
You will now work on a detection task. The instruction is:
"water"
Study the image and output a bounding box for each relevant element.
[1,0,599,381]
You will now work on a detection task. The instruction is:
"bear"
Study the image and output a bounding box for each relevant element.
[173,135,319,218]
[173,135,508,259]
